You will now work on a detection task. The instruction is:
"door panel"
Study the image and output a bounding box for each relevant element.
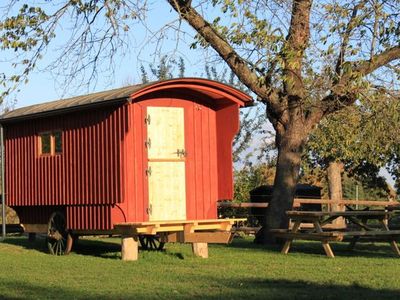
[147,107,185,160]
[148,161,186,220]
[146,106,186,221]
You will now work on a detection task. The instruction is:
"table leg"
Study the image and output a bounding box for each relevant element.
[281,221,301,254]
[347,217,370,250]
[379,220,400,257]
[322,241,335,258]
[314,221,335,258]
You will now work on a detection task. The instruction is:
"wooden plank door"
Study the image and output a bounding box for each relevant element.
[146,106,186,221]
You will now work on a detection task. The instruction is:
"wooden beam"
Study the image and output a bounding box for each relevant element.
[184,231,233,243]
[67,229,116,236]
[217,202,269,208]
[22,224,48,233]
[114,219,244,236]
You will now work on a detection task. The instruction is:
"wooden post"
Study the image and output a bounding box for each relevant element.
[121,235,139,261]
[192,242,208,258]
[327,162,346,229]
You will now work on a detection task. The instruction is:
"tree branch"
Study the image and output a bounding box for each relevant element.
[354,46,400,76]
[335,1,366,75]
[166,0,270,100]
[282,0,312,98]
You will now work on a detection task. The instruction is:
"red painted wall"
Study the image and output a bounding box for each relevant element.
[5,105,129,229]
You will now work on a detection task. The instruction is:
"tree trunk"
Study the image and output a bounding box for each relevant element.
[258,124,307,244]
[327,161,343,203]
[327,161,345,227]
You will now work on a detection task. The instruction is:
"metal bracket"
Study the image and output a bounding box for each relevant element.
[145,138,151,149]
[174,149,187,158]
[145,166,152,176]
[144,115,151,125]
[146,204,152,215]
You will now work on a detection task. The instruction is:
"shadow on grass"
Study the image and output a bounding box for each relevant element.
[209,277,400,300]
[3,235,399,260]
[1,235,122,258]
[228,236,281,251]
[0,276,399,299]
[2,235,48,252]
[2,235,171,259]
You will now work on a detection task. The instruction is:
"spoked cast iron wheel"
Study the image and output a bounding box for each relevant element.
[47,212,73,255]
[139,234,165,251]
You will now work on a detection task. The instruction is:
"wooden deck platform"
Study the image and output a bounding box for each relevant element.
[114,218,244,235]
[114,218,246,261]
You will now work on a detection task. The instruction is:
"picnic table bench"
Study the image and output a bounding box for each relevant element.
[271,210,400,258]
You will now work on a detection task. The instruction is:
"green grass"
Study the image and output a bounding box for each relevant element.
[0,235,399,299]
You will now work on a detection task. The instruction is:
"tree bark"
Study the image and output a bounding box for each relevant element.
[259,123,307,244]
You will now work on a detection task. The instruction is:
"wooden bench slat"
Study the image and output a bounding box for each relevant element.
[271,231,343,241]
[340,230,400,237]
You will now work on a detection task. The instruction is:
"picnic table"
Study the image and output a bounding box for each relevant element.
[271,210,400,258]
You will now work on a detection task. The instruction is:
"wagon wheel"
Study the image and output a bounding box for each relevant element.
[139,234,165,251]
[47,212,73,255]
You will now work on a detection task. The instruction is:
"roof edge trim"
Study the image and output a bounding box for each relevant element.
[130,78,253,107]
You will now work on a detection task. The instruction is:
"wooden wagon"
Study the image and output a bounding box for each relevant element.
[0,78,252,259]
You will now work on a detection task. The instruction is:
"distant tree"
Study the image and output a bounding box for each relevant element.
[234,161,276,203]
[139,55,185,84]
[305,94,400,202]
[388,145,400,197]
[342,172,394,201]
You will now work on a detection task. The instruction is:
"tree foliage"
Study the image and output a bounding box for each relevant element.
[304,91,400,200]
[234,162,276,203]
[307,94,400,170]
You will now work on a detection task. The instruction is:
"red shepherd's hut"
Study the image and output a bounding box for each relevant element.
[0,78,252,259]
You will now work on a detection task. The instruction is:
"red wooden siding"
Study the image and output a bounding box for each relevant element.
[5,104,129,207]
[67,205,112,231]
[216,104,239,200]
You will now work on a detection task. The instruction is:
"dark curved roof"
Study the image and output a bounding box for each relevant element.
[0,78,253,123]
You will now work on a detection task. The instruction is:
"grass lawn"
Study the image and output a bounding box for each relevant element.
[0,235,399,299]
